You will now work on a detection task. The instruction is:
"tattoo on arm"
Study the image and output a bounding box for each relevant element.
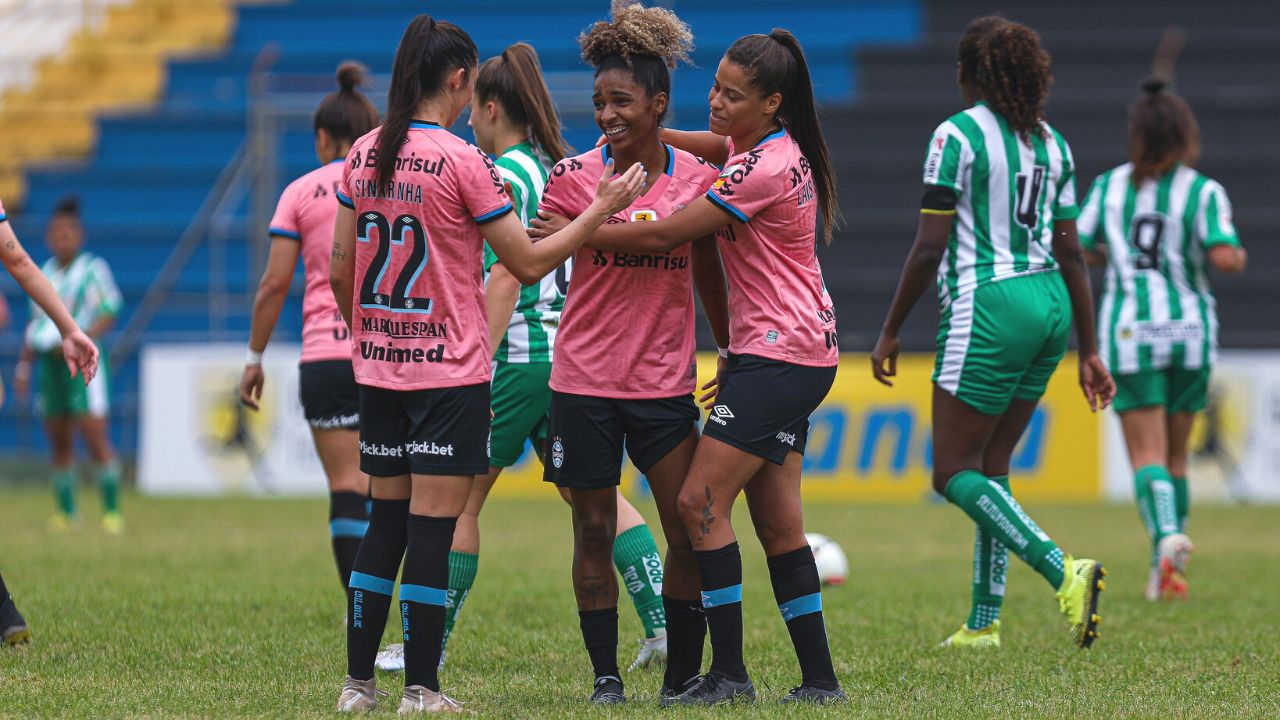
[330,241,347,260]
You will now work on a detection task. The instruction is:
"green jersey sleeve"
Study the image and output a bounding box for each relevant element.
[922,121,969,193]
[1076,174,1106,251]
[1198,180,1241,248]
[1051,133,1079,221]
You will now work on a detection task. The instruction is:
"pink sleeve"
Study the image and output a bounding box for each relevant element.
[268,181,301,240]
[458,145,513,224]
[337,150,355,209]
[0,197,7,222]
[538,159,577,217]
[705,156,781,223]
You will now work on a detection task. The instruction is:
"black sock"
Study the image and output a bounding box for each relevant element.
[400,514,456,692]
[694,542,747,682]
[578,608,619,680]
[0,571,9,607]
[768,546,838,690]
[330,491,370,590]
[662,596,706,689]
[346,498,409,680]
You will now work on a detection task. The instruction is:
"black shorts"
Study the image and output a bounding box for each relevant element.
[358,382,491,477]
[703,353,837,465]
[544,391,699,489]
[299,360,360,430]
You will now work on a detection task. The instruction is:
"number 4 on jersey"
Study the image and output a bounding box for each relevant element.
[357,211,432,313]
[1014,165,1047,230]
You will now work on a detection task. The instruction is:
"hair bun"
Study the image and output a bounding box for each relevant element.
[1141,75,1168,95]
[53,195,80,217]
[336,61,368,93]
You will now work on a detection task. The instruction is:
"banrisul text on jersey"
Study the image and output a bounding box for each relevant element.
[338,121,512,390]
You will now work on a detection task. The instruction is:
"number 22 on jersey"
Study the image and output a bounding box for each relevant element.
[357,210,431,313]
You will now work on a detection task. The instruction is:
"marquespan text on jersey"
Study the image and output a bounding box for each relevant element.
[360,317,448,339]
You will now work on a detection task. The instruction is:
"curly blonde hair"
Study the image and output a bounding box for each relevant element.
[579,0,693,69]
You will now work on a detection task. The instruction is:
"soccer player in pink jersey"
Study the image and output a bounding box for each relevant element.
[535,29,844,705]
[0,196,100,647]
[239,63,380,603]
[326,15,644,714]
[536,4,731,706]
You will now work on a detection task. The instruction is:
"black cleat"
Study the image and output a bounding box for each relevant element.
[590,675,625,705]
[0,596,30,647]
[670,672,756,706]
[658,676,700,707]
[781,684,846,704]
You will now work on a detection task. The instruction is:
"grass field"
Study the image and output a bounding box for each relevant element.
[1,489,1278,718]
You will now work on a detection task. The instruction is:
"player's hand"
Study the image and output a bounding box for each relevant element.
[698,354,729,409]
[870,332,899,387]
[591,159,645,217]
[61,329,99,386]
[595,133,608,148]
[239,364,265,411]
[1078,353,1115,412]
[528,210,569,241]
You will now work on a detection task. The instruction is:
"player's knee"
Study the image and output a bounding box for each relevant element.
[675,485,706,533]
[574,509,615,558]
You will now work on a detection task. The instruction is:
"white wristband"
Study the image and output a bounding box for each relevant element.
[245,349,263,366]
[717,347,729,359]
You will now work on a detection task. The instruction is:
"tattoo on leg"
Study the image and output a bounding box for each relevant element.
[575,574,611,609]
[697,486,716,547]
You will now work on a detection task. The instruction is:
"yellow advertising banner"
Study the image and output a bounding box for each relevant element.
[490,353,1100,502]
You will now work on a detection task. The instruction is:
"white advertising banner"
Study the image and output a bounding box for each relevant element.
[139,343,327,495]
[1103,350,1280,503]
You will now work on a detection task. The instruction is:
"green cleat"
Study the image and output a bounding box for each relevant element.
[1057,555,1105,649]
[940,620,1001,649]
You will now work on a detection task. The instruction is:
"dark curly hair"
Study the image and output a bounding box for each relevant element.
[1129,76,1200,184]
[958,16,1052,140]
[578,1,694,122]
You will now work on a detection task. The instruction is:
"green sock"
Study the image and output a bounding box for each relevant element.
[53,468,77,518]
[96,461,121,514]
[441,551,478,655]
[1135,465,1179,557]
[613,524,666,638]
[1172,475,1189,533]
[944,470,1065,590]
[967,474,1010,630]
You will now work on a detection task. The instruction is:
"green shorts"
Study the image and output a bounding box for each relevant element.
[933,271,1070,416]
[1113,366,1210,414]
[489,360,552,468]
[36,347,110,418]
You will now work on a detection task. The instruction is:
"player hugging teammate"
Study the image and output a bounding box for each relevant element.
[327,13,644,713]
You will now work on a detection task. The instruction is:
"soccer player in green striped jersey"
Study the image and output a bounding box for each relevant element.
[873,17,1115,650]
[14,196,124,535]
[374,42,670,676]
[1079,77,1246,601]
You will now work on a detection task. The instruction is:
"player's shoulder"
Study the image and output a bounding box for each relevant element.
[668,145,718,185]
[547,148,599,187]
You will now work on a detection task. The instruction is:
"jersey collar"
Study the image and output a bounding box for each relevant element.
[599,143,674,176]
[409,120,445,130]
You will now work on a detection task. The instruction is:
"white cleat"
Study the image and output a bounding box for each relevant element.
[398,685,463,714]
[628,632,667,672]
[336,676,385,712]
[376,643,405,673]
[1157,533,1193,600]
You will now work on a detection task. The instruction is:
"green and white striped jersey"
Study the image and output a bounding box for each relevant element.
[25,252,122,353]
[1078,163,1240,374]
[482,142,568,364]
[922,103,1079,306]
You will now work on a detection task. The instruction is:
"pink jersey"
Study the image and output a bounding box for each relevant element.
[706,128,838,366]
[542,145,718,399]
[0,197,7,222]
[269,159,351,363]
[338,121,512,390]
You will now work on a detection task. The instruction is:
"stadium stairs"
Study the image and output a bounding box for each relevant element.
[821,0,1280,352]
[1,0,921,456]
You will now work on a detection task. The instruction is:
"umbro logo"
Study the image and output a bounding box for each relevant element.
[708,405,733,427]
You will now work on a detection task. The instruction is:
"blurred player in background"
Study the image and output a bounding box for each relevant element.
[0,196,101,646]
[374,41,671,677]
[872,17,1114,651]
[535,2,731,704]
[1079,77,1246,601]
[239,62,380,599]
[327,14,644,713]
[14,196,122,534]
[540,24,848,705]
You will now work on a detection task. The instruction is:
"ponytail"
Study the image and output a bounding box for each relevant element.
[1128,75,1200,184]
[726,29,841,243]
[376,14,478,189]
[475,42,572,163]
[313,61,380,146]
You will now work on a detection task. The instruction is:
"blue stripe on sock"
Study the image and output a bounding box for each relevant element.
[778,592,822,622]
[400,583,448,606]
[700,584,742,608]
[349,571,394,596]
[330,518,370,538]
